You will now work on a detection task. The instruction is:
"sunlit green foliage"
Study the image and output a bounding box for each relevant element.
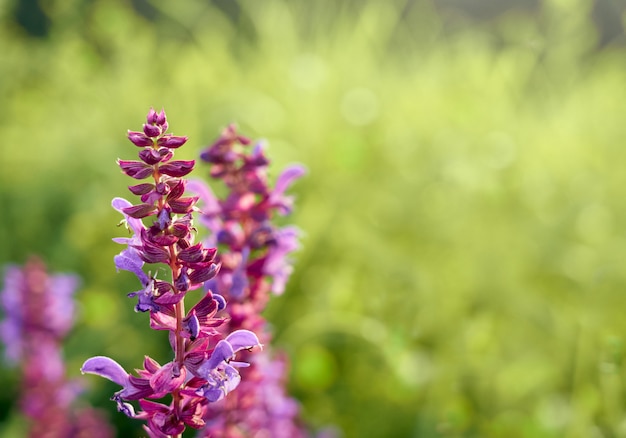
[2,0,626,436]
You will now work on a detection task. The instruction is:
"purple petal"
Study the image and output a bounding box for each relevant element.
[201,387,225,403]
[114,395,136,418]
[222,363,242,391]
[112,197,144,236]
[197,363,242,402]
[225,330,261,353]
[185,311,200,340]
[114,250,149,285]
[81,356,130,388]
[203,340,234,372]
[112,197,133,212]
[212,293,226,310]
[272,164,306,198]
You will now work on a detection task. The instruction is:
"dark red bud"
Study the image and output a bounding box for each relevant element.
[154,280,173,295]
[169,197,198,214]
[166,180,185,201]
[139,148,164,165]
[191,292,218,320]
[128,183,155,195]
[128,131,154,147]
[147,108,158,124]
[159,160,195,177]
[188,263,219,285]
[178,244,204,264]
[149,233,178,246]
[157,135,187,149]
[143,123,161,138]
[122,203,158,219]
[171,223,190,238]
[156,109,167,126]
[140,242,170,264]
[176,238,191,250]
[118,160,154,179]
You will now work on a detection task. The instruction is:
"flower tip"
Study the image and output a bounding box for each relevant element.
[81,356,130,387]
[225,330,262,353]
[111,197,132,211]
[146,108,158,124]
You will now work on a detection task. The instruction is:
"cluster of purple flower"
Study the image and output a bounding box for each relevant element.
[187,124,308,437]
[81,109,261,438]
[0,257,113,438]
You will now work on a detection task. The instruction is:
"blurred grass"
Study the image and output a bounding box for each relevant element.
[2,0,626,436]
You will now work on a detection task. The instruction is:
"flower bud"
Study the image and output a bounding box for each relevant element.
[128,131,154,147]
[169,197,198,214]
[146,108,158,124]
[118,160,154,180]
[156,109,166,126]
[159,160,195,177]
[143,123,161,138]
[139,148,164,165]
[122,203,158,219]
[157,135,188,149]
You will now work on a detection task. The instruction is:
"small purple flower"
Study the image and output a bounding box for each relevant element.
[194,330,261,402]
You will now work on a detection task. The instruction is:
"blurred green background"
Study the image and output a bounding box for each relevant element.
[2,0,626,436]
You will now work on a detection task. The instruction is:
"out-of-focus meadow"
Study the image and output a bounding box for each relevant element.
[2,0,626,436]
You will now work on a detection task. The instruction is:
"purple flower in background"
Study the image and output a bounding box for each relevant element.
[0,260,77,364]
[0,257,114,438]
[0,265,24,363]
[81,109,260,437]
[190,125,309,437]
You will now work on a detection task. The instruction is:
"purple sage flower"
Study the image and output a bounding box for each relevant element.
[81,109,261,437]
